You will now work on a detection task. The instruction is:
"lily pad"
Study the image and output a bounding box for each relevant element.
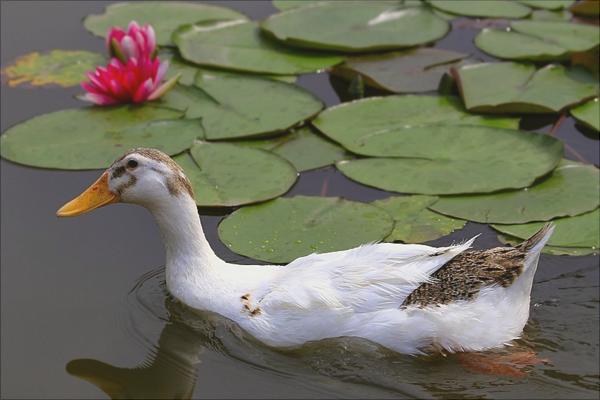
[372,196,466,243]
[173,20,343,75]
[84,1,248,46]
[331,48,468,93]
[497,234,598,256]
[313,95,520,152]
[235,126,347,171]
[475,21,600,61]
[261,3,449,52]
[453,62,599,113]
[0,106,195,169]
[334,124,562,194]
[492,208,599,248]
[430,160,600,223]
[218,196,394,263]
[174,142,297,207]
[530,8,572,20]
[571,98,600,132]
[428,0,532,18]
[1,50,103,87]
[161,70,323,140]
[518,0,573,10]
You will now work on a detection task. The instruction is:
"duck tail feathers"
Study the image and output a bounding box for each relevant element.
[519,223,554,267]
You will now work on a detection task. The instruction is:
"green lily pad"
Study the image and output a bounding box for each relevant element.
[234,126,347,172]
[331,48,468,93]
[0,106,194,169]
[84,1,248,46]
[428,0,532,18]
[571,98,600,132]
[261,3,449,53]
[430,160,600,223]
[1,50,103,88]
[174,142,297,207]
[161,70,323,140]
[372,196,466,243]
[173,20,343,75]
[475,21,600,61]
[497,234,598,256]
[492,208,599,248]
[529,8,573,20]
[218,196,394,263]
[313,95,520,152]
[334,124,562,194]
[518,0,573,10]
[453,62,599,113]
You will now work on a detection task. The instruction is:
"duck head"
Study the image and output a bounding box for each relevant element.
[56,148,194,217]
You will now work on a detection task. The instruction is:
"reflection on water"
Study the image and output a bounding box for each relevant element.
[67,267,599,399]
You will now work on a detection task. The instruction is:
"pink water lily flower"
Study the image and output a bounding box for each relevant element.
[106,21,157,62]
[81,21,178,106]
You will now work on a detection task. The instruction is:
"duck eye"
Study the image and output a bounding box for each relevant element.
[127,159,138,169]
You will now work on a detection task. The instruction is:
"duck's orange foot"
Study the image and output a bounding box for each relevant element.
[456,350,550,378]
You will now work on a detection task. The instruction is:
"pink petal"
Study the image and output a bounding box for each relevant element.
[154,59,169,85]
[145,25,156,54]
[80,92,118,106]
[127,21,140,37]
[120,36,138,60]
[133,78,153,102]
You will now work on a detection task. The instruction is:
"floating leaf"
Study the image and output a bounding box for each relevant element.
[261,3,449,52]
[161,70,323,140]
[518,0,573,10]
[235,126,347,172]
[334,124,562,194]
[497,234,598,256]
[428,0,532,18]
[475,21,600,61]
[571,98,600,132]
[453,63,599,113]
[173,20,343,75]
[313,95,520,153]
[430,161,600,223]
[0,106,192,169]
[530,8,572,20]
[84,1,247,46]
[492,209,599,248]
[175,142,297,207]
[372,196,465,243]
[570,0,600,16]
[1,50,103,87]
[218,196,394,263]
[331,48,468,93]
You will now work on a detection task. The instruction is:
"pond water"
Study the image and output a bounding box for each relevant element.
[1,1,598,399]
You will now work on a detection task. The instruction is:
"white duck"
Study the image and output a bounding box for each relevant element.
[57,148,553,356]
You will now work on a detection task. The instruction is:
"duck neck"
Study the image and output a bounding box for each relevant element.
[148,193,222,295]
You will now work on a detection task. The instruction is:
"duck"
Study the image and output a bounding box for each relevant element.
[57,147,554,356]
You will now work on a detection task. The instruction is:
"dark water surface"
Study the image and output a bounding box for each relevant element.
[1,1,599,399]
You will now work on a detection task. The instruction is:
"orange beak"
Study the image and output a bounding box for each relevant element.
[56,172,119,217]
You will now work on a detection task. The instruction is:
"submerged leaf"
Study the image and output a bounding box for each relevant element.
[173,20,343,75]
[429,0,532,18]
[261,3,449,52]
[570,0,600,16]
[372,196,466,243]
[492,208,599,248]
[430,160,600,223]
[1,50,103,87]
[0,106,191,169]
[570,98,600,132]
[331,48,468,93]
[84,1,248,46]
[175,142,297,207]
[161,70,323,140]
[218,196,394,263]
[234,126,347,172]
[453,62,598,113]
[475,21,600,61]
